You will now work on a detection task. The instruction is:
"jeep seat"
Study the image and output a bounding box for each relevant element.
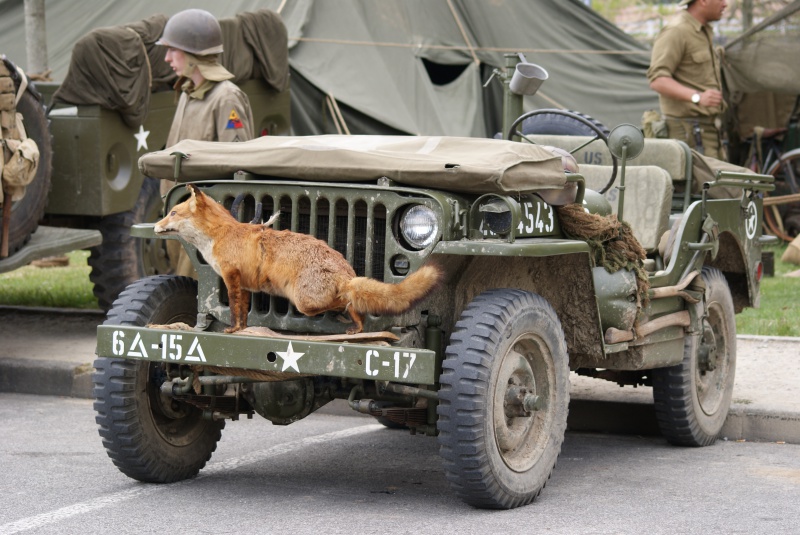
[579,164,674,253]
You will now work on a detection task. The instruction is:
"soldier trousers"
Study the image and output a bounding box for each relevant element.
[665,117,727,161]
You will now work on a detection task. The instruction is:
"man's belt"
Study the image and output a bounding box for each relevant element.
[665,115,720,128]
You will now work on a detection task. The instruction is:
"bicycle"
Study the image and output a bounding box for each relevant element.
[743,97,800,240]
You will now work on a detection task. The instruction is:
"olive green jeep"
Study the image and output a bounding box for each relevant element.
[92,58,774,510]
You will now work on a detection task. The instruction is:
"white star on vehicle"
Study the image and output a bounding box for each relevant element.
[276,341,305,372]
[134,124,150,152]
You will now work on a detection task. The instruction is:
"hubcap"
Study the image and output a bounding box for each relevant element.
[696,303,729,416]
[493,335,553,472]
[146,363,207,447]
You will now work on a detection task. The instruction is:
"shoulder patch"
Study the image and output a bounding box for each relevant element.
[226,109,244,129]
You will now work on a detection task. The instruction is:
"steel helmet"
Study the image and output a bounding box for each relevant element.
[156,9,224,56]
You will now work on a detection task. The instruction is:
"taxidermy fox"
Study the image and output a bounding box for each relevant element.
[154,184,441,334]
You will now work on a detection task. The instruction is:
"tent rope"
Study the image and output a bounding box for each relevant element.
[446,0,480,65]
[289,37,650,56]
[325,93,350,135]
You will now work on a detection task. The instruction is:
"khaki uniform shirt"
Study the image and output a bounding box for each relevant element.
[647,10,723,119]
[162,79,254,278]
[166,79,254,148]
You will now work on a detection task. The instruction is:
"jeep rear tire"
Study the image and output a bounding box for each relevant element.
[652,268,736,446]
[93,275,224,483]
[88,176,168,310]
[437,289,569,509]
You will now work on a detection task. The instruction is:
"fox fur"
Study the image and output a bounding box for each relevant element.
[154,184,442,334]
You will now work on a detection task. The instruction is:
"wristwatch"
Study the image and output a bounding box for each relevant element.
[691,93,701,104]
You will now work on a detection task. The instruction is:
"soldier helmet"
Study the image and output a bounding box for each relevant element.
[156,9,224,56]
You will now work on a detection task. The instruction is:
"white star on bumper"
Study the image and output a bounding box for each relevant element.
[276,341,305,372]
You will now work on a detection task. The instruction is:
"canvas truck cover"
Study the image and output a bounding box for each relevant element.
[50,9,288,128]
[138,135,567,194]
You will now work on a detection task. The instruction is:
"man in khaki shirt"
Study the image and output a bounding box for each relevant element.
[647,0,727,160]
[156,9,255,276]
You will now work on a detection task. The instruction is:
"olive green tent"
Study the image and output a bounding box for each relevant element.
[0,0,658,136]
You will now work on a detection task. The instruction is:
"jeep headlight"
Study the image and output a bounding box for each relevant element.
[479,199,513,235]
[400,205,438,250]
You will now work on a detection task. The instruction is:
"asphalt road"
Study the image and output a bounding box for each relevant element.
[1,393,798,535]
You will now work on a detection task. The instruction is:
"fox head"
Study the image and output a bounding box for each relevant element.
[153,184,216,245]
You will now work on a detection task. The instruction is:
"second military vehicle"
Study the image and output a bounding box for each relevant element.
[0,10,290,309]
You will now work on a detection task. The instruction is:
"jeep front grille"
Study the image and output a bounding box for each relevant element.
[274,195,387,279]
[204,185,416,333]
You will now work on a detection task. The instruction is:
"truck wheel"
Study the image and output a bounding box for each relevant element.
[518,109,610,138]
[89,176,168,310]
[652,268,736,447]
[93,275,224,483]
[2,89,52,255]
[437,289,569,509]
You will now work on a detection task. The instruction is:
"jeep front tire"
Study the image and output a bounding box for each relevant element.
[437,288,569,509]
[93,275,223,483]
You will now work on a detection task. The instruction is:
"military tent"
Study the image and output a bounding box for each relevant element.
[0,0,658,137]
[721,1,800,155]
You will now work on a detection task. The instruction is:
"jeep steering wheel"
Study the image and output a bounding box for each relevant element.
[506,109,619,194]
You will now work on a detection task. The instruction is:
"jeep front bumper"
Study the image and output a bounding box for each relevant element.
[96,325,438,385]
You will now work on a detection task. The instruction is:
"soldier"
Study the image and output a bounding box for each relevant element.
[156,8,255,276]
[647,0,727,160]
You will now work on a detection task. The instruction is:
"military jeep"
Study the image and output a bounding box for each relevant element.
[92,60,774,509]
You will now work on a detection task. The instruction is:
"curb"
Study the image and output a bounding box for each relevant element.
[0,305,105,317]
[566,397,800,444]
[0,358,94,399]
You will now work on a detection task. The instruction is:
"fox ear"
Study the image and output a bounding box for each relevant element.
[186,183,205,208]
[185,183,202,211]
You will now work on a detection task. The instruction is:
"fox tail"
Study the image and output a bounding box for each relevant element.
[346,264,442,316]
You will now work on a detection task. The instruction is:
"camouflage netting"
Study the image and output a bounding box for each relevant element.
[51,9,289,129]
[556,203,650,316]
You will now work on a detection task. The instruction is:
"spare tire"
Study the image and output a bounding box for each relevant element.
[2,88,52,255]
[519,109,610,137]
[507,108,618,194]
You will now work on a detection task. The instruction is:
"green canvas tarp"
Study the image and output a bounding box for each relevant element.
[48,10,288,128]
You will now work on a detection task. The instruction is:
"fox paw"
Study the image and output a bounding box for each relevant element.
[224,326,243,334]
[345,326,363,335]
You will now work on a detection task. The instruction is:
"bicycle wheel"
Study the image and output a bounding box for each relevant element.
[766,147,800,194]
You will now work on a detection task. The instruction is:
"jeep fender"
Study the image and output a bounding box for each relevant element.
[432,240,606,368]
